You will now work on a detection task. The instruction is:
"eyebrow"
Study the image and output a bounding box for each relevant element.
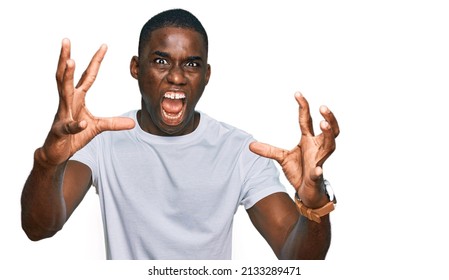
[153,51,203,62]
[187,55,203,61]
[153,51,169,58]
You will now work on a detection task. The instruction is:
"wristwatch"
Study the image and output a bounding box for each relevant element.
[294,179,337,223]
[323,179,337,204]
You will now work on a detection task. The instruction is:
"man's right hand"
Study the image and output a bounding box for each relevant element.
[37,38,135,167]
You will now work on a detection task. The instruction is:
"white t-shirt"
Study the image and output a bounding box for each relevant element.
[71,110,286,259]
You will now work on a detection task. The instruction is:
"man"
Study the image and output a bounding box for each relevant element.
[21,9,339,260]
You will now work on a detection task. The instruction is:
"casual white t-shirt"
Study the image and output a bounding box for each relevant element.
[71,110,286,259]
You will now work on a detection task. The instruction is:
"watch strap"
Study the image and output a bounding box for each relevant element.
[294,193,335,223]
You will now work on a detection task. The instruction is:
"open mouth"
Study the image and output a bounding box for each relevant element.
[161,91,186,125]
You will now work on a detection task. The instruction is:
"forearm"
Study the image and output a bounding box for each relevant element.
[279,214,331,260]
[21,148,68,241]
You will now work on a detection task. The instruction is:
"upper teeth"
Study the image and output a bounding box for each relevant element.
[164,92,185,100]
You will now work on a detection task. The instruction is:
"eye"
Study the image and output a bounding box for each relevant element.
[186,61,199,67]
[154,58,168,65]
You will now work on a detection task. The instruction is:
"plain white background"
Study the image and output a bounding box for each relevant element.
[1,0,448,278]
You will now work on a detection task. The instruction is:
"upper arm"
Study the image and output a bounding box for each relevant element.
[246,192,299,258]
[62,160,93,220]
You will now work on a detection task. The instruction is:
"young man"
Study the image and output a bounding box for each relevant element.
[21,9,339,260]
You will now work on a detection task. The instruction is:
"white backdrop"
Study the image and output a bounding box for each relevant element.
[1,0,448,279]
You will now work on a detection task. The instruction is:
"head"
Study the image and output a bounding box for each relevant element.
[130,9,211,136]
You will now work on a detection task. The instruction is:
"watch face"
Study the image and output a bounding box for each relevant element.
[324,179,336,203]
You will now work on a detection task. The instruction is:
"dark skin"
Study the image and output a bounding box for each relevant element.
[130,27,211,136]
[21,27,339,259]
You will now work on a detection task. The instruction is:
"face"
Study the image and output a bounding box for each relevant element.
[131,27,211,136]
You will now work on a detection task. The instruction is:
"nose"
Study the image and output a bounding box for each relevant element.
[166,65,187,85]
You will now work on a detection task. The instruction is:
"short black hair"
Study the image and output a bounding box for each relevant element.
[138,8,208,56]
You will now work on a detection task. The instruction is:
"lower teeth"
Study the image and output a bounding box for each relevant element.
[163,110,182,120]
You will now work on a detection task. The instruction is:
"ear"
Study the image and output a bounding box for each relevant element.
[130,56,139,79]
[205,64,211,85]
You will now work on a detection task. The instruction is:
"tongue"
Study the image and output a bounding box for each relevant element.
[161,98,183,114]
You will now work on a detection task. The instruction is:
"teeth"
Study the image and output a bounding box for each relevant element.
[164,92,185,100]
[162,109,183,120]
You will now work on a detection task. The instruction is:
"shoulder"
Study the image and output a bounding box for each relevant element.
[100,110,138,139]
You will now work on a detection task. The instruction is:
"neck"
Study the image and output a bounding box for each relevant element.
[137,109,200,136]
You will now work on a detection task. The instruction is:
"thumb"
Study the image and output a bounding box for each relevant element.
[97,117,136,132]
[249,141,285,163]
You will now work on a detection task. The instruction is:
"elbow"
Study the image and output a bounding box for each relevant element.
[21,214,63,241]
[282,251,328,260]
[24,231,46,242]
[279,245,329,260]
[22,223,61,241]
[22,222,61,241]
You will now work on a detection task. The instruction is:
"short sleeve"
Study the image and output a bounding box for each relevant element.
[70,137,99,187]
[239,144,287,209]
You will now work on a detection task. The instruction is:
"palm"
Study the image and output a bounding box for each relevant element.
[47,100,101,163]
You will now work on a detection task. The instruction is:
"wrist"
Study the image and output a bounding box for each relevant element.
[294,194,335,223]
[297,179,332,208]
[295,179,337,223]
[33,147,65,170]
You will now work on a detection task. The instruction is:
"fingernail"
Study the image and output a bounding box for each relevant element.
[320,105,329,114]
[322,120,329,129]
